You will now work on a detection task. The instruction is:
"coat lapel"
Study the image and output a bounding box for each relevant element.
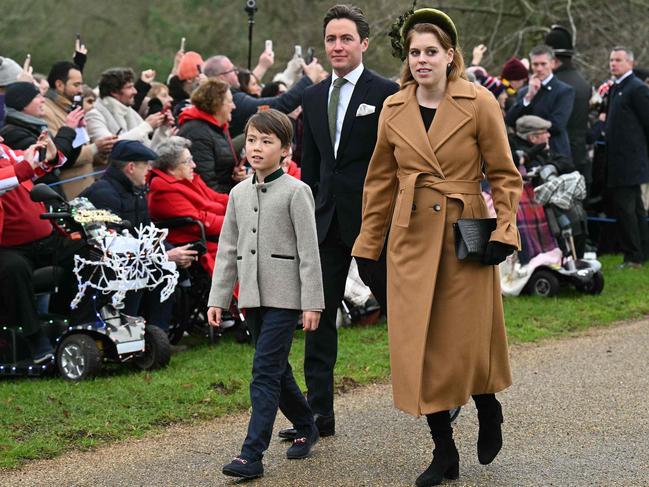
[428,79,474,153]
[386,85,444,176]
[336,69,372,163]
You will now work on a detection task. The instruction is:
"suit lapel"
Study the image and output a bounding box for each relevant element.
[310,78,334,161]
[336,69,371,162]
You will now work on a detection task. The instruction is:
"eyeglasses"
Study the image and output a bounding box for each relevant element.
[180,156,194,165]
[216,67,239,76]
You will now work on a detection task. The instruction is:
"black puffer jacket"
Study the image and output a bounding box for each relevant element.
[177,106,239,194]
[80,164,150,227]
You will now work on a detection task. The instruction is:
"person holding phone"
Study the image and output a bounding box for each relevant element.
[43,60,117,198]
[0,132,80,363]
[85,67,173,149]
[202,49,326,137]
[0,81,83,196]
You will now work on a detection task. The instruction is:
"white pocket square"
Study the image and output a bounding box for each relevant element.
[356,103,376,117]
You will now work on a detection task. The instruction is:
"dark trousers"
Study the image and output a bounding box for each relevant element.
[609,186,649,263]
[241,307,314,462]
[123,284,174,331]
[0,250,40,335]
[0,234,84,333]
[304,215,387,416]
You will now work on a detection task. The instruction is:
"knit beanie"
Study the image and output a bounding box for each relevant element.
[0,57,22,86]
[178,51,204,81]
[501,57,528,81]
[4,81,40,111]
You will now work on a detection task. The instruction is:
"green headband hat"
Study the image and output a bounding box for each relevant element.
[389,5,458,60]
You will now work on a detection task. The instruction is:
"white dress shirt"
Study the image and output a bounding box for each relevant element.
[614,70,633,84]
[328,63,364,157]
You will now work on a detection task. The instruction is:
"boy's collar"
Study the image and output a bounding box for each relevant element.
[252,167,284,184]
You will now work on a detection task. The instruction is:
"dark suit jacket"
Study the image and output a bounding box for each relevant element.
[505,76,575,159]
[301,68,399,246]
[605,74,649,188]
[554,61,591,171]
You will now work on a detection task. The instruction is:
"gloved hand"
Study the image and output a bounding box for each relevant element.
[482,241,516,266]
[355,256,377,277]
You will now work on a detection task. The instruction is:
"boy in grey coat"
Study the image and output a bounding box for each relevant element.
[208,110,324,480]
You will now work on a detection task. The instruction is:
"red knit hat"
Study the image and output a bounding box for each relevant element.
[178,51,204,81]
[501,57,528,81]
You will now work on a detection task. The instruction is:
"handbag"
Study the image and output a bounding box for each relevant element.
[453,218,497,261]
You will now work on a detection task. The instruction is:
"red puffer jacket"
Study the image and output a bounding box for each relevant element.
[147,168,229,273]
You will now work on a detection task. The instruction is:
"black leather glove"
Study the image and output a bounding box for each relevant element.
[481,241,516,266]
[355,256,377,277]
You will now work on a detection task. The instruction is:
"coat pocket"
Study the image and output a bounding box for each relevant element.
[271,254,295,260]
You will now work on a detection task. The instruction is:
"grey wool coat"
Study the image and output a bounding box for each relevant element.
[208,170,325,311]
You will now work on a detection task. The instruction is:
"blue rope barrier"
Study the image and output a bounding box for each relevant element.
[47,170,106,187]
[588,215,649,223]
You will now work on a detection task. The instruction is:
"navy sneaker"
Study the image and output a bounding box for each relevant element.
[222,457,263,479]
[286,427,319,459]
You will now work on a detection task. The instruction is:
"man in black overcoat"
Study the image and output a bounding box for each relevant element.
[605,47,649,267]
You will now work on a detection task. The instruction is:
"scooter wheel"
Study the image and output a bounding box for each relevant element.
[135,326,171,370]
[576,271,605,295]
[527,269,560,297]
[57,334,102,381]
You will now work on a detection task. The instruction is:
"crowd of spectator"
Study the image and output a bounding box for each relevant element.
[1,20,648,363]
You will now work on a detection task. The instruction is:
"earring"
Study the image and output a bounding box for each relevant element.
[447,63,451,68]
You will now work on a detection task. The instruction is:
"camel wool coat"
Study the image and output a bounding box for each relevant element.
[352,79,522,416]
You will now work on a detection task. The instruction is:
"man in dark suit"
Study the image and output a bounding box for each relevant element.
[605,46,649,268]
[506,45,575,159]
[545,26,592,185]
[280,4,398,439]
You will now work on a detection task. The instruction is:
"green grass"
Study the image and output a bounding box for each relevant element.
[1,254,648,469]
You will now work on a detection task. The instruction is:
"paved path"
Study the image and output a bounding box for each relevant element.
[3,319,649,486]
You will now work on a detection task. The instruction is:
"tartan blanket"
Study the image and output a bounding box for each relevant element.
[517,183,557,264]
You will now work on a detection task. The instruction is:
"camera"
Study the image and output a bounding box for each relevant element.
[244,0,257,15]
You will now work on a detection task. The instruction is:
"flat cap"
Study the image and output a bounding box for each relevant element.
[516,115,551,138]
[110,140,158,162]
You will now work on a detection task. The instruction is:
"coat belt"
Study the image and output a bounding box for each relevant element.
[395,172,482,228]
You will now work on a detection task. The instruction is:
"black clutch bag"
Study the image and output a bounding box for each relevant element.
[453,218,497,261]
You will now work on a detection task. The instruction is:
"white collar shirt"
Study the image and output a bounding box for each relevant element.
[328,62,364,157]
[615,70,633,84]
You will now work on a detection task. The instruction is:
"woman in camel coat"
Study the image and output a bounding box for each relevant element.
[352,8,522,487]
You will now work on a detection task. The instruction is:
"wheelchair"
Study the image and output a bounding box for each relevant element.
[155,217,249,345]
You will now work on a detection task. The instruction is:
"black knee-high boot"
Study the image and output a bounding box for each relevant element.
[416,411,460,487]
[473,394,503,465]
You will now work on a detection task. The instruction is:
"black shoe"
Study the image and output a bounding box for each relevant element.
[286,428,319,459]
[475,395,504,465]
[26,331,54,364]
[314,413,335,437]
[278,427,298,440]
[415,444,460,487]
[222,457,263,479]
[279,413,335,440]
